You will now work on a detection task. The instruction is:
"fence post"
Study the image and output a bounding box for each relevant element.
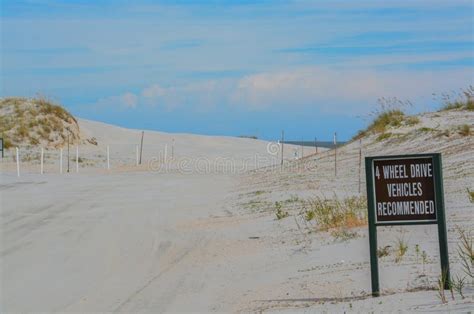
[164,144,168,162]
[76,145,79,173]
[16,147,20,177]
[301,137,304,159]
[139,131,144,165]
[334,132,337,177]
[41,147,44,174]
[171,138,174,159]
[358,138,362,194]
[280,130,284,168]
[107,145,110,170]
[136,145,139,166]
[60,148,63,174]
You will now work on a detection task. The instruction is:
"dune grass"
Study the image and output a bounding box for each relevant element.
[0,96,78,148]
[394,236,408,263]
[303,196,367,231]
[457,124,471,136]
[352,97,419,140]
[438,86,474,111]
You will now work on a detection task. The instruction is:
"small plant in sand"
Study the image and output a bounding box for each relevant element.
[457,124,471,136]
[377,245,391,258]
[466,188,474,203]
[421,250,428,274]
[304,210,315,222]
[394,237,408,263]
[468,189,474,203]
[437,270,449,304]
[415,244,420,263]
[275,201,289,220]
[456,226,473,280]
[331,228,358,242]
[451,275,466,299]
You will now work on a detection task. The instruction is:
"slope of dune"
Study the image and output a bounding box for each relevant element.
[232,108,474,312]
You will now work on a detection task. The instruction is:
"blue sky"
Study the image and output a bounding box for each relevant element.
[1,0,473,140]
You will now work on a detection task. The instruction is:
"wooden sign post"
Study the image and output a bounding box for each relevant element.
[365,153,450,296]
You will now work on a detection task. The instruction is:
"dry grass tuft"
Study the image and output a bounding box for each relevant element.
[437,86,474,111]
[394,236,408,263]
[303,196,367,231]
[352,97,418,140]
[457,124,471,136]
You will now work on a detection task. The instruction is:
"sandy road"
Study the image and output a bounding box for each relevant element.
[2,165,473,312]
[1,171,250,312]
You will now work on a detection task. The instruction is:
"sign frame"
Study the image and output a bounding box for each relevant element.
[365,153,450,296]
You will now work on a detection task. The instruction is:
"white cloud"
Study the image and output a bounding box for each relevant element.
[142,84,166,99]
[122,92,138,108]
[229,67,473,113]
[95,92,138,110]
[94,66,473,114]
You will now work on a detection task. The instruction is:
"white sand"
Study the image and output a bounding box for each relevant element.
[1,110,473,312]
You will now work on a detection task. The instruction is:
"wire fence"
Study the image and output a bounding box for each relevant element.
[1,143,171,175]
[1,137,359,179]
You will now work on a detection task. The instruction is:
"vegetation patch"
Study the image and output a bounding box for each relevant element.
[457,124,471,136]
[376,132,392,142]
[0,96,79,148]
[394,236,408,263]
[331,228,359,242]
[275,201,289,220]
[468,189,474,203]
[437,86,474,111]
[377,245,391,258]
[303,196,367,231]
[242,199,271,212]
[353,97,419,140]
